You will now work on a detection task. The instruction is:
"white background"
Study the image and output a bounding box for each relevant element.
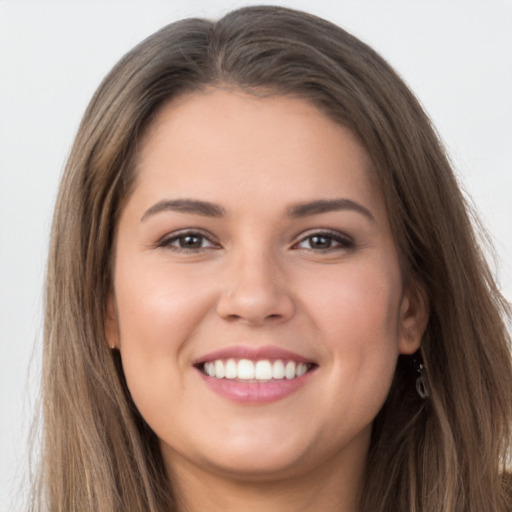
[1,1,511,510]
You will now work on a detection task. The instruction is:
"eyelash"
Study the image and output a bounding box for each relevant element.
[293,230,355,252]
[156,229,354,253]
[156,229,219,252]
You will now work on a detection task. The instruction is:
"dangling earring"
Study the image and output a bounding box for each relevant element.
[413,355,429,399]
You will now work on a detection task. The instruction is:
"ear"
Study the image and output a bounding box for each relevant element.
[397,280,429,355]
[105,294,120,350]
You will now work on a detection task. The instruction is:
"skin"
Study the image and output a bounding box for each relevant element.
[107,89,428,512]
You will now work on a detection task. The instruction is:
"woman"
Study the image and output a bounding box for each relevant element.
[34,5,511,511]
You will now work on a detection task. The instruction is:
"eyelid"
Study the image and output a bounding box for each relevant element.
[154,227,353,252]
[292,228,354,250]
[156,228,220,250]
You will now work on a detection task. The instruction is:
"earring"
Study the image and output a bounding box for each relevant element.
[413,355,429,399]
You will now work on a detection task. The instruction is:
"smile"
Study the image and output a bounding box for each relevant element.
[200,358,313,381]
[194,346,318,403]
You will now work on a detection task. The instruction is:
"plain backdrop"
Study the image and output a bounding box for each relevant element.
[1,1,511,510]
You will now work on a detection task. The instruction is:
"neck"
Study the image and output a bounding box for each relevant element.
[165,446,366,512]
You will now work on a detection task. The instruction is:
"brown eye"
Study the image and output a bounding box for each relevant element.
[308,235,332,249]
[158,230,218,252]
[295,231,354,252]
[178,234,204,249]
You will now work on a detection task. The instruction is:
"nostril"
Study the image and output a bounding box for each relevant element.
[225,314,242,321]
[216,281,295,325]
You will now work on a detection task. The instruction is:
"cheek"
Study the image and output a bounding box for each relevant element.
[303,260,402,399]
[306,259,402,344]
[302,267,401,439]
[112,259,215,411]
[114,260,212,353]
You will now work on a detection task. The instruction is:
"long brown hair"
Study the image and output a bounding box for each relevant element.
[35,6,512,511]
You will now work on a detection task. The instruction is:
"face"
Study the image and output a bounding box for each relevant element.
[107,90,426,483]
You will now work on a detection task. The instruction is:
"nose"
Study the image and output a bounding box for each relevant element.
[216,248,295,326]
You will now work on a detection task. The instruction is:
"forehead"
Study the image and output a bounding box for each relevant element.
[132,89,382,213]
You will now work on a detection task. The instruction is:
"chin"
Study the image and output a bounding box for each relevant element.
[199,447,314,482]
[160,420,321,482]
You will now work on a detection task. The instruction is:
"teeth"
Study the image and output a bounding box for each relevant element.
[201,358,312,381]
[285,361,296,379]
[255,360,273,380]
[272,360,285,379]
[225,358,237,379]
[297,362,308,377]
[206,361,215,377]
[214,360,225,379]
[237,359,255,380]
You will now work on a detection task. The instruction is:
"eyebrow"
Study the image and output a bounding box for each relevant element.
[287,198,375,221]
[140,197,374,222]
[141,199,226,221]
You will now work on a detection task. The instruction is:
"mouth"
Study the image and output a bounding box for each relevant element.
[196,358,316,382]
[193,345,318,403]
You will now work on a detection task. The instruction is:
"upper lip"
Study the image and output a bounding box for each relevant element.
[193,345,316,365]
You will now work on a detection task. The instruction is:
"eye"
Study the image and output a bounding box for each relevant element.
[157,230,219,252]
[294,230,354,252]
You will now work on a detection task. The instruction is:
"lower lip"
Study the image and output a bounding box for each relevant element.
[197,369,315,404]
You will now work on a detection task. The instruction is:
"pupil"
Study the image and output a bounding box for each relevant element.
[311,235,331,248]
[180,235,201,248]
